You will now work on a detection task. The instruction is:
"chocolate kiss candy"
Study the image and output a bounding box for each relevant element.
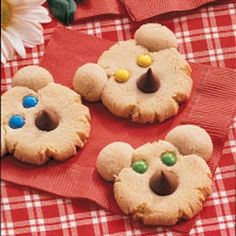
[137,68,160,93]
[35,109,59,131]
[149,170,179,196]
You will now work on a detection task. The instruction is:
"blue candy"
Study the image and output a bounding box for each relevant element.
[23,95,38,108]
[9,115,25,129]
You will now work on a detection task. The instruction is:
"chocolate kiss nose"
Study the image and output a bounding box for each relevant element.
[149,170,179,196]
[137,68,160,93]
[35,109,59,131]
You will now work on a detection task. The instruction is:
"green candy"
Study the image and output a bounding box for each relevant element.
[132,160,148,173]
[161,152,177,166]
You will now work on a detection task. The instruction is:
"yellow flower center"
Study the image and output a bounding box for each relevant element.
[1,0,14,29]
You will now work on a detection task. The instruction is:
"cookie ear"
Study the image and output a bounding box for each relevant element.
[96,142,134,181]
[12,65,54,91]
[134,23,177,52]
[73,63,108,102]
[1,126,7,157]
[165,125,213,161]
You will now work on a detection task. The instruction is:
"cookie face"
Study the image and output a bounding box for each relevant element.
[96,125,213,225]
[1,66,91,165]
[73,23,192,123]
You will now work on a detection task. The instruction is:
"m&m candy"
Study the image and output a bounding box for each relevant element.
[9,115,25,129]
[23,95,38,108]
[161,152,177,166]
[137,54,152,67]
[132,160,148,173]
[115,69,130,82]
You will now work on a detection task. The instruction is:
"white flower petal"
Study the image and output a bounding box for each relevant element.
[10,0,46,7]
[15,5,51,23]
[22,7,51,23]
[1,39,8,61]
[4,28,26,58]
[1,30,16,62]
[2,0,49,63]
[1,52,7,64]
[1,31,10,60]
[12,17,44,47]
[22,41,36,48]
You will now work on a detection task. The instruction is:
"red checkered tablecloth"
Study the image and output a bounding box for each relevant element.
[1,2,236,235]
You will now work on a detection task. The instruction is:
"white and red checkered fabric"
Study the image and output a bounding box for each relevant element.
[1,2,236,235]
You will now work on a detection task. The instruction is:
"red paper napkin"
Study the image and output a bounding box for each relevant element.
[75,0,125,21]
[72,0,223,22]
[119,0,218,21]
[1,26,236,233]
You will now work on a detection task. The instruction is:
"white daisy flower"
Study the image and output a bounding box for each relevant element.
[1,0,51,64]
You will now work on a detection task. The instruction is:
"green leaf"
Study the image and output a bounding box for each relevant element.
[48,0,76,25]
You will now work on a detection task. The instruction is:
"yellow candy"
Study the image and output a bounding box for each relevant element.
[137,54,152,67]
[115,69,130,82]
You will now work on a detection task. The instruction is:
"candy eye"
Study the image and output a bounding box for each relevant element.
[137,54,152,67]
[23,95,38,108]
[9,115,25,129]
[161,152,177,166]
[115,69,130,83]
[132,160,148,173]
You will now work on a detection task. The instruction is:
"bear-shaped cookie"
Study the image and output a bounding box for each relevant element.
[1,66,91,165]
[73,23,192,123]
[96,125,213,225]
